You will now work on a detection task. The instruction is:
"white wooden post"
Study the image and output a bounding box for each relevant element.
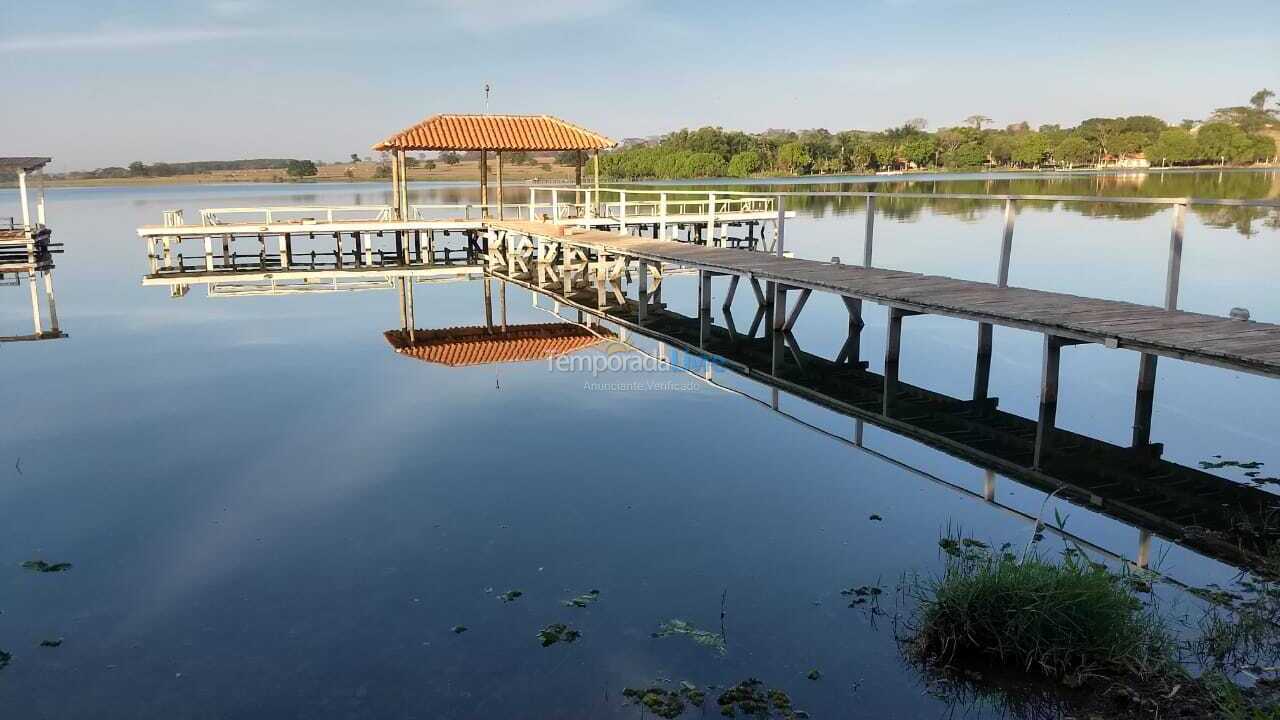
[706,193,716,246]
[863,195,875,267]
[36,171,46,226]
[17,171,31,229]
[204,237,214,271]
[279,234,290,269]
[28,271,42,334]
[551,188,559,221]
[775,195,786,257]
[659,192,668,240]
[619,191,627,235]
[528,186,536,221]
[1164,203,1185,310]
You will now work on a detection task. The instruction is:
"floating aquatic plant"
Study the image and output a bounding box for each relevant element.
[451,625,467,634]
[537,623,580,647]
[22,560,71,573]
[561,589,601,608]
[652,618,726,656]
[39,639,62,648]
[0,650,9,670]
[498,590,523,603]
[621,681,706,718]
[716,678,800,719]
[805,669,821,681]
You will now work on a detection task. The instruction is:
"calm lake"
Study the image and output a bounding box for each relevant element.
[2,170,1278,718]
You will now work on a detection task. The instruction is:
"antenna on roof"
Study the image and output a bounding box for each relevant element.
[484,84,490,115]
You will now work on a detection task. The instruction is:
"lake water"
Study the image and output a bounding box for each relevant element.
[1,170,1278,718]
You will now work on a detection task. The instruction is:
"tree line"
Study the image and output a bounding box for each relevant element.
[600,91,1280,180]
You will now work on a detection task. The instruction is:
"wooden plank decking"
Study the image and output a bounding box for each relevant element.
[491,220,1280,378]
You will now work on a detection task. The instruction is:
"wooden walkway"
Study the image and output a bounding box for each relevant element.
[491,220,1280,378]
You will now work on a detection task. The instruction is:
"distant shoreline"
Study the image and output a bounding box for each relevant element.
[4,161,1276,191]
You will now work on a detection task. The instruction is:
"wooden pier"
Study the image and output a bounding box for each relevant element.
[2,157,63,342]
[487,218,1280,378]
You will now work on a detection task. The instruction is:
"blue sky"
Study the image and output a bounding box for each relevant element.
[3,0,1278,170]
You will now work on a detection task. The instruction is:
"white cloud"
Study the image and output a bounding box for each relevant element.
[0,26,319,53]
[419,0,637,31]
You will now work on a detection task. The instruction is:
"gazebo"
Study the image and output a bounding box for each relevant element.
[372,114,616,220]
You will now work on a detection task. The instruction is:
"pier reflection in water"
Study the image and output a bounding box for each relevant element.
[391,269,1275,578]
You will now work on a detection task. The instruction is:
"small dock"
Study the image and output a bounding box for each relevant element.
[2,156,63,341]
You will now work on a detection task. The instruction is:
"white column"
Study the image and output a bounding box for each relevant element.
[706,193,716,246]
[659,192,668,240]
[17,171,31,229]
[618,191,627,235]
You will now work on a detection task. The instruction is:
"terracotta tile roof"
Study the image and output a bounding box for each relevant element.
[373,114,616,152]
[385,322,613,367]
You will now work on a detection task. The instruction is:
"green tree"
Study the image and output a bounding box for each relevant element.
[285,159,318,178]
[1011,133,1052,166]
[1112,131,1148,156]
[727,150,762,177]
[901,134,938,167]
[440,151,461,165]
[349,153,359,163]
[1053,135,1093,166]
[777,142,813,174]
[1145,128,1199,166]
[1196,123,1248,163]
[944,142,986,168]
[128,161,148,177]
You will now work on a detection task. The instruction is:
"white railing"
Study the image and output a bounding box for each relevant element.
[198,206,394,226]
[406,203,529,221]
[525,186,777,223]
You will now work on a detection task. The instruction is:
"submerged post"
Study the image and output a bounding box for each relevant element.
[1033,335,1067,469]
[883,307,906,415]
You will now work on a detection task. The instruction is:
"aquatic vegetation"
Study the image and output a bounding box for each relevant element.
[716,678,800,719]
[623,687,684,718]
[651,618,726,656]
[561,589,601,608]
[22,560,72,573]
[536,623,580,647]
[0,650,9,670]
[805,669,821,681]
[39,639,62,648]
[840,584,883,606]
[868,514,883,522]
[497,590,523,603]
[622,682,705,718]
[910,532,1176,683]
[451,625,467,634]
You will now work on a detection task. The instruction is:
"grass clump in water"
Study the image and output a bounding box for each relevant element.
[911,534,1176,684]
